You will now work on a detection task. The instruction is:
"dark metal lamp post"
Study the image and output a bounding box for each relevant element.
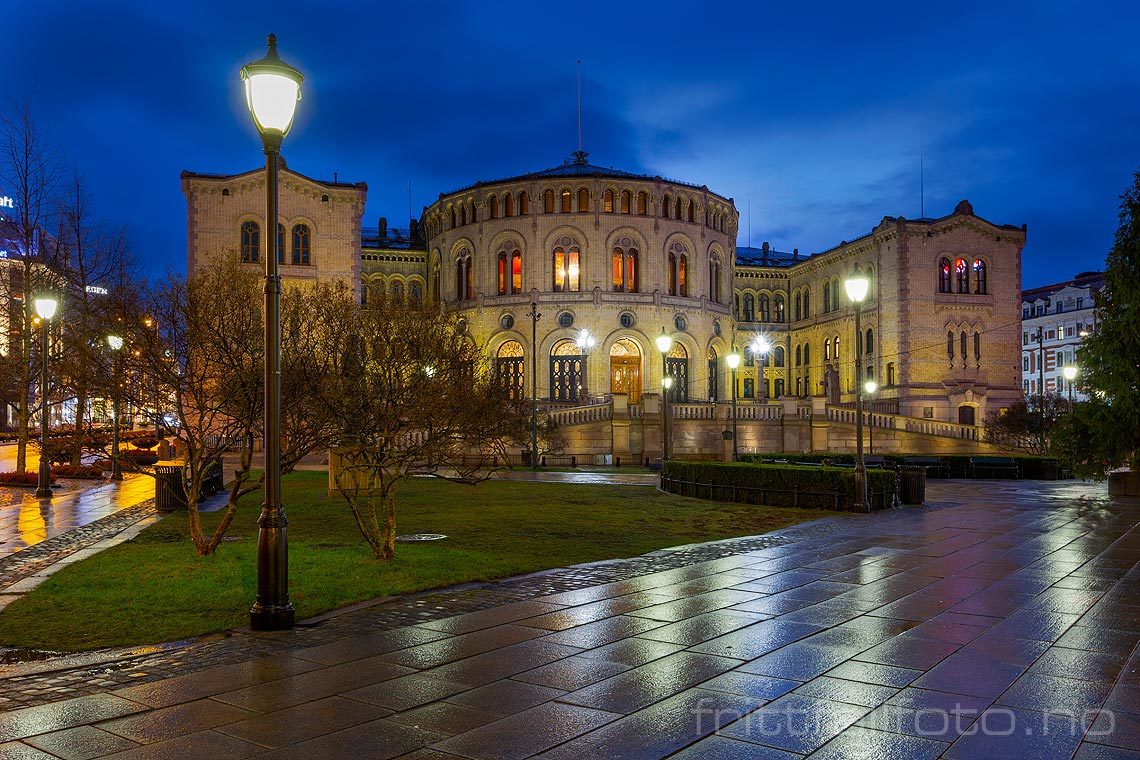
[844,269,870,512]
[33,293,59,499]
[241,33,303,631]
[575,328,595,402]
[725,350,740,460]
[864,379,878,456]
[107,334,124,480]
[656,329,673,461]
[528,301,541,470]
[1063,365,1077,411]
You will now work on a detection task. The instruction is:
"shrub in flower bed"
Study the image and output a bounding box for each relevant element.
[123,449,159,465]
[0,471,47,486]
[129,436,159,450]
[661,460,896,511]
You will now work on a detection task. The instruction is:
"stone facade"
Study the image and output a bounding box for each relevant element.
[1020,271,1103,399]
[184,156,1026,457]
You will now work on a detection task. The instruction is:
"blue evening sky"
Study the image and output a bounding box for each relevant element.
[5,1,1139,287]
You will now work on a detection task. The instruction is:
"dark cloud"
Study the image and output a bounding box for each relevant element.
[3,0,1138,286]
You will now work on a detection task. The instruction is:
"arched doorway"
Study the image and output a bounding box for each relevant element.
[958,404,976,426]
[610,338,642,402]
[549,339,584,402]
[496,341,524,400]
[666,344,689,402]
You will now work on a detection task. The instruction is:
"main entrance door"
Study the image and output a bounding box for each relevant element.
[549,339,584,402]
[609,338,642,402]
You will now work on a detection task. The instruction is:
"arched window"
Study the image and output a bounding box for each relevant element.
[544,190,555,213]
[774,295,785,322]
[803,343,810,369]
[687,200,694,222]
[678,253,688,296]
[795,345,802,367]
[455,249,473,301]
[553,245,581,292]
[960,331,967,359]
[291,223,310,265]
[449,207,456,229]
[577,188,589,212]
[674,197,682,220]
[519,191,530,215]
[938,257,951,293]
[611,247,639,292]
[832,336,840,360]
[822,281,831,312]
[460,205,467,226]
[489,196,499,219]
[365,278,384,307]
[276,223,285,263]
[734,293,740,318]
[620,190,631,214]
[391,280,404,305]
[560,189,572,213]
[709,258,720,303]
[504,193,514,217]
[865,328,874,354]
[668,252,677,295]
[637,191,648,215]
[773,346,785,367]
[759,295,770,322]
[947,330,955,359]
[497,251,508,295]
[973,259,987,294]
[824,340,831,361]
[974,331,981,361]
[431,259,440,303]
[955,257,969,293]
[803,289,810,317]
[627,249,638,292]
[743,294,755,321]
[887,362,895,386]
[240,221,259,263]
[409,281,422,306]
[662,194,671,217]
[794,292,802,322]
[496,341,525,400]
[604,189,614,213]
[511,249,522,293]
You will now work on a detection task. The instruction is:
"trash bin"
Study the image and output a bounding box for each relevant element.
[154,464,186,512]
[899,465,927,505]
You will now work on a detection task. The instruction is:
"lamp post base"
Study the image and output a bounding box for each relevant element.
[249,604,295,631]
[853,465,868,513]
[35,487,52,499]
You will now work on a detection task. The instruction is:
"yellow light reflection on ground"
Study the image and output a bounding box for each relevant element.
[18,502,47,546]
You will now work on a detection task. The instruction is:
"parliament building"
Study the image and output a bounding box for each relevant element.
[182,151,1026,459]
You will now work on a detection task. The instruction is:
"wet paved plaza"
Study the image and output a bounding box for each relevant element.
[1,479,1139,758]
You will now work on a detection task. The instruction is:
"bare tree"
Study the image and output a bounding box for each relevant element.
[984,393,1068,455]
[0,100,63,473]
[322,296,524,560]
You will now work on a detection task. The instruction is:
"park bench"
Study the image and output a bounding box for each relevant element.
[901,456,950,478]
[967,456,1021,479]
[865,456,886,468]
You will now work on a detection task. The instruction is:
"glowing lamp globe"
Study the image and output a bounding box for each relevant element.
[240,34,304,139]
[752,336,771,355]
[725,353,741,370]
[663,376,674,390]
[656,330,673,354]
[107,335,124,351]
[844,273,870,303]
[34,296,58,321]
[864,380,878,394]
[1063,366,1078,382]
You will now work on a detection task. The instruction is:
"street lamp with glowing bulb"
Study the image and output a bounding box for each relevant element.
[241,33,304,631]
[656,329,674,460]
[107,334,124,480]
[864,379,878,455]
[1063,365,1078,410]
[751,335,771,400]
[845,268,871,511]
[726,350,741,460]
[34,293,59,499]
[575,329,596,400]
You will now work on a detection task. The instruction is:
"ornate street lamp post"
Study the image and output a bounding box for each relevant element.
[528,301,541,470]
[107,334,124,481]
[726,350,740,460]
[864,379,878,456]
[845,268,870,511]
[241,33,303,631]
[575,328,595,401]
[751,335,771,402]
[656,329,673,461]
[1063,365,1078,412]
[33,293,59,499]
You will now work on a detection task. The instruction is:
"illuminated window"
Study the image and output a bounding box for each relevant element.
[620,190,631,214]
[743,294,754,321]
[291,224,310,265]
[240,221,259,263]
[973,259,987,294]
[455,249,473,301]
[519,191,530,215]
[544,190,555,213]
[578,188,589,212]
[955,257,969,293]
[553,245,581,292]
[504,193,514,217]
[604,189,614,213]
[774,295,785,323]
[759,295,769,322]
[561,189,572,213]
[497,252,508,295]
[511,250,522,293]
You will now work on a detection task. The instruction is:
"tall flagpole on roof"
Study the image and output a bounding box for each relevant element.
[577,60,583,155]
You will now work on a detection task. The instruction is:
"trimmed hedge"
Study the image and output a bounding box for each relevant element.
[737,453,1066,479]
[662,460,896,512]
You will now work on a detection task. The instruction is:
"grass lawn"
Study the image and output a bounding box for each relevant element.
[0,471,844,652]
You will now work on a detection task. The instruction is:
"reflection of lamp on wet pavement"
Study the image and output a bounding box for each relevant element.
[34,292,59,499]
[107,335,124,480]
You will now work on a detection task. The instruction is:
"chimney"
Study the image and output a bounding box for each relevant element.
[762,241,769,253]
[378,217,388,238]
